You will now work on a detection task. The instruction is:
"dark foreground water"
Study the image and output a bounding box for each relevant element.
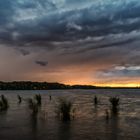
[0,89,140,140]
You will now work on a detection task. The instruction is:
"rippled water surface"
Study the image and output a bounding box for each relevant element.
[0,89,140,140]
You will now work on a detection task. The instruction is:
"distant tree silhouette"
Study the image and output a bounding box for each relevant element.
[0,81,98,90]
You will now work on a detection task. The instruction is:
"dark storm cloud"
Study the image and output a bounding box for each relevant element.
[14,8,140,43]
[35,60,48,67]
[18,49,30,56]
[1,0,140,47]
[0,0,16,25]
[61,37,138,55]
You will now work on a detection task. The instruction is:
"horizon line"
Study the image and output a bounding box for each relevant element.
[0,81,140,88]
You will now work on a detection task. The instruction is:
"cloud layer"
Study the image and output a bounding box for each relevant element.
[0,0,140,86]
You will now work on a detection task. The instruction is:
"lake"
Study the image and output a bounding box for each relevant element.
[0,89,140,140]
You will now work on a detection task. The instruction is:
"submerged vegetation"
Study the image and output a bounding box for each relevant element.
[0,92,121,123]
[109,97,120,115]
[57,98,73,121]
[0,95,9,111]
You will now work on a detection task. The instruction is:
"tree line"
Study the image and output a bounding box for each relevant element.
[0,81,138,90]
[0,81,97,90]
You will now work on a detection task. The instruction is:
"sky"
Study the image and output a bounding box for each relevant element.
[0,0,140,87]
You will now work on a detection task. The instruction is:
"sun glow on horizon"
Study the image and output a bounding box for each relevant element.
[64,81,140,87]
[95,83,140,87]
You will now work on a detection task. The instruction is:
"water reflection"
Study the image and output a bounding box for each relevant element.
[0,110,8,126]
[0,89,140,140]
[58,121,72,140]
[30,115,38,133]
[105,109,109,123]
[110,116,119,140]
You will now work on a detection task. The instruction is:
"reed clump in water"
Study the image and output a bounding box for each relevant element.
[34,94,42,105]
[94,95,98,106]
[109,97,120,115]
[49,95,52,101]
[57,98,73,121]
[27,94,42,116]
[28,98,39,115]
[17,95,22,104]
[0,95,9,111]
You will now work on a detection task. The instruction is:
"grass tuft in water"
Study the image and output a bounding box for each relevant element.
[57,98,73,121]
[17,95,22,104]
[109,97,120,115]
[28,98,38,115]
[0,95,9,111]
[34,94,42,105]
[94,95,98,106]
